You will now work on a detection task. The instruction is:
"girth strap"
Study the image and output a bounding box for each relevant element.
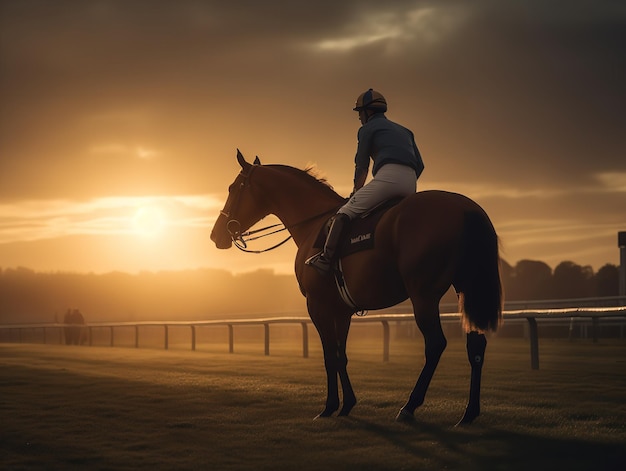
[333,259,367,316]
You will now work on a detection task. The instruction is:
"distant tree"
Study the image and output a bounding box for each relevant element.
[499,259,514,300]
[0,267,307,323]
[510,260,552,300]
[594,264,619,297]
[552,261,593,299]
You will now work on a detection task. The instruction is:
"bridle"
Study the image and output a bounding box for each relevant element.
[219,168,251,249]
[220,165,337,254]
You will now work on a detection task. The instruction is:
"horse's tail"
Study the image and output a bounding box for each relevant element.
[457,209,503,333]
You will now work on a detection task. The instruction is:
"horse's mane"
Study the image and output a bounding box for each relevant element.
[303,166,333,190]
[265,164,339,198]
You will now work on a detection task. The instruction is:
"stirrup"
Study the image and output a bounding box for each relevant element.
[305,252,332,274]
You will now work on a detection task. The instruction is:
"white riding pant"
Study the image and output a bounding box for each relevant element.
[337,163,417,219]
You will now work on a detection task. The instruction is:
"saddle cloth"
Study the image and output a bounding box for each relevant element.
[313,196,403,258]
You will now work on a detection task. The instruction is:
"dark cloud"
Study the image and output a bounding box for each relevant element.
[1,0,625,199]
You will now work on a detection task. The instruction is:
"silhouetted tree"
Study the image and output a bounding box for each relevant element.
[0,258,622,325]
[552,261,593,299]
[499,259,514,300]
[510,260,552,300]
[594,264,619,297]
[0,268,307,323]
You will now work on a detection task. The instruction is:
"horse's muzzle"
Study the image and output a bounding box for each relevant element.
[210,227,233,250]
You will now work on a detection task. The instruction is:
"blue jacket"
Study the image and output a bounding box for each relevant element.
[354,113,424,181]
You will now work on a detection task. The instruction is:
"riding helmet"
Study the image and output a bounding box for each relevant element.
[353,88,387,112]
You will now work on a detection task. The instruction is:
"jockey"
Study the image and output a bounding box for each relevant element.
[306,88,424,274]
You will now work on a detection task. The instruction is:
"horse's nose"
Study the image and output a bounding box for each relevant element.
[210,227,232,249]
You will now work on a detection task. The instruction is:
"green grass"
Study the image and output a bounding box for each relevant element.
[1,336,625,470]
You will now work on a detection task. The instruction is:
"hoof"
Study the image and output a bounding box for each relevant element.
[395,408,415,423]
[314,409,335,420]
[338,399,356,417]
[455,410,479,427]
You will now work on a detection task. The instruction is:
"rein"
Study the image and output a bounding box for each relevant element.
[233,208,337,254]
[233,223,291,253]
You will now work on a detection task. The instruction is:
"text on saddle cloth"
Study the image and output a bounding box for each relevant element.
[313,196,404,258]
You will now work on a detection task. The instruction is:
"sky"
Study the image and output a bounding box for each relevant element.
[1,0,625,276]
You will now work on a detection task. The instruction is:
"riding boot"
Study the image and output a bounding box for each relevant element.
[305,213,350,275]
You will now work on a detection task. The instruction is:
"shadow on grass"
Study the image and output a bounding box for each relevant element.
[2,344,625,471]
[342,415,625,471]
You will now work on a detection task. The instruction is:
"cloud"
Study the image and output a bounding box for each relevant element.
[594,172,626,192]
[89,144,159,160]
[310,5,467,52]
[0,195,223,244]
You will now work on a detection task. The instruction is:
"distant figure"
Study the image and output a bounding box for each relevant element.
[63,308,86,345]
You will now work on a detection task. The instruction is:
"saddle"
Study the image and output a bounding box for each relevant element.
[313,197,404,313]
[313,196,403,258]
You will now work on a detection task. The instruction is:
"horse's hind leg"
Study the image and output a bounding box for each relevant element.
[457,331,487,426]
[397,300,447,421]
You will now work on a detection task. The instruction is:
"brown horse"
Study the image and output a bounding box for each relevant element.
[211,150,503,425]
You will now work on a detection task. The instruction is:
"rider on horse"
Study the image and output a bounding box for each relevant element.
[305,88,425,274]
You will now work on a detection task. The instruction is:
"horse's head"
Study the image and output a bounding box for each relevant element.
[210,150,267,249]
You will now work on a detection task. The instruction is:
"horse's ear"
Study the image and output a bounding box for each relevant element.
[254,156,261,165]
[236,148,251,171]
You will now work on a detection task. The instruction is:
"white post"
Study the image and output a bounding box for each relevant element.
[617,231,626,304]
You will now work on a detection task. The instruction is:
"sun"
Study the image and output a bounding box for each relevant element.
[132,206,165,236]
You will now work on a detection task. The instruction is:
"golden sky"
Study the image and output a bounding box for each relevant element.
[1,0,625,275]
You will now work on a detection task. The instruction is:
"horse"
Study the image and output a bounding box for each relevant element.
[210,150,503,425]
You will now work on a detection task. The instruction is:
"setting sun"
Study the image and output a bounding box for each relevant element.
[132,205,165,237]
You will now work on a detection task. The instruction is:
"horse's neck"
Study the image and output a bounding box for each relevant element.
[260,167,343,246]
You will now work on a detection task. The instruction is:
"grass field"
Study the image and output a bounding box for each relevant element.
[1,335,625,470]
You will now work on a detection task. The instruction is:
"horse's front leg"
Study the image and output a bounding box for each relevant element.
[308,296,356,418]
[317,342,340,418]
[457,331,487,426]
[309,301,341,418]
[336,315,356,416]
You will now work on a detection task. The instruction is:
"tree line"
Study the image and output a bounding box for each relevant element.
[0,259,621,324]
[499,260,620,301]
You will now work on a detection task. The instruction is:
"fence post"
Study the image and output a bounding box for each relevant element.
[382,320,390,362]
[164,325,169,350]
[134,325,139,348]
[301,322,309,358]
[228,324,234,353]
[89,326,93,346]
[264,323,270,356]
[526,317,539,370]
[592,316,599,343]
[110,326,114,347]
[191,325,196,351]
